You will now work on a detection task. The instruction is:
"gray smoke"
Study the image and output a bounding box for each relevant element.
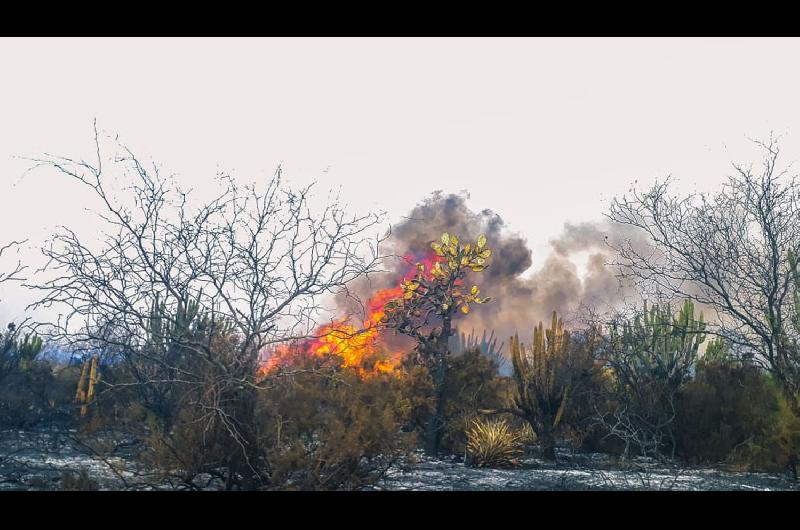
[340,192,642,352]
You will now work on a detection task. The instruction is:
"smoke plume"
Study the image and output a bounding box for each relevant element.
[340,192,642,354]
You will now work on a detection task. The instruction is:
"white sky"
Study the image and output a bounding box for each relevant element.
[2,37,800,323]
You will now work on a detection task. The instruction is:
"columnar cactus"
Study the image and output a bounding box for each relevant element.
[449,328,505,370]
[148,291,202,346]
[605,300,706,459]
[76,355,99,417]
[611,300,705,392]
[509,311,598,460]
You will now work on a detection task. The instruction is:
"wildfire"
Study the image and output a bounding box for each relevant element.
[258,251,443,378]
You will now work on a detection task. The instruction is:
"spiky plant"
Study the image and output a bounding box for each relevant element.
[465,417,524,468]
[449,328,506,371]
[508,311,599,460]
[1,324,44,381]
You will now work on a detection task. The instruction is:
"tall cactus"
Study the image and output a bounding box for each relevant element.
[173,292,200,337]
[16,334,43,368]
[148,291,202,346]
[611,300,705,392]
[605,299,706,459]
[449,327,505,371]
[509,311,598,460]
[75,354,99,417]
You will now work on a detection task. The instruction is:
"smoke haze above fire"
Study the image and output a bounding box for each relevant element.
[3,38,800,329]
[341,192,640,351]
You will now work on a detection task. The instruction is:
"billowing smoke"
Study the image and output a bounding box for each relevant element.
[339,192,641,354]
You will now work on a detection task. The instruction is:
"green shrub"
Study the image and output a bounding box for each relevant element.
[602,301,706,460]
[0,326,55,428]
[675,362,778,465]
[675,360,800,477]
[737,390,800,478]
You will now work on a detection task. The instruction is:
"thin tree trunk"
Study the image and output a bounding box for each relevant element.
[536,420,556,461]
[424,316,452,456]
[424,355,448,456]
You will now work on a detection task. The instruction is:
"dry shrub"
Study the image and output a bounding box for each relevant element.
[439,348,510,456]
[61,468,99,491]
[109,326,264,490]
[465,417,524,468]
[256,354,419,490]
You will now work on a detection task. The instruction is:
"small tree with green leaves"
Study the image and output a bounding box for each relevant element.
[383,232,492,455]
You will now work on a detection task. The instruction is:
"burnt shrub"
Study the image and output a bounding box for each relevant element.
[134,329,260,490]
[0,361,55,428]
[569,365,627,455]
[61,468,99,491]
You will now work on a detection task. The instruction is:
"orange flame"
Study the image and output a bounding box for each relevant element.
[258,250,443,378]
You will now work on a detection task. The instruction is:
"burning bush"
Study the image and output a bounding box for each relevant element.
[382,232,494,455]
[257,231,496,457]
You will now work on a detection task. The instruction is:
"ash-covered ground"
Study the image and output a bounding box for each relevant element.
[1,428,797,491]
[374,451,799,491]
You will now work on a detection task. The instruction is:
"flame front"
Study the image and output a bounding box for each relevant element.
[258,250,442,378]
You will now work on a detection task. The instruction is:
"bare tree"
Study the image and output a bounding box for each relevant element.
[0,240,27,289]
[607,136,800,410]
[0,240,38,383]
[23,126,388,488]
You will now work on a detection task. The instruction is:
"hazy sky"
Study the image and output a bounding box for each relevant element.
[2,37,800,323]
